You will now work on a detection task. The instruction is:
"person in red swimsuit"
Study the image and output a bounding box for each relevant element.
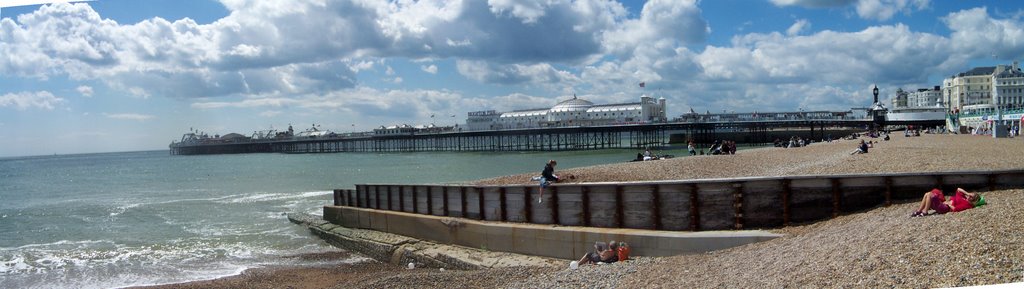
[911,187,985,217]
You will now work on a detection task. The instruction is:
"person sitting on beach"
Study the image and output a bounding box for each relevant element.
[578,241,618,265]
[911,188,986,217]
[688,141,697,156]
[607,240,620,262]
[616,241,631,261]
[643,148,653,161]
[850,140,868,154]
[538,160,560,203]
[709,140,723,155]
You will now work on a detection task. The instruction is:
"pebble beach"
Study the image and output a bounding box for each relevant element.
[148,133,1024,288]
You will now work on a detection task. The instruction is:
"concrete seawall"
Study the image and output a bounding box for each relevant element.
[288,212,564,269]
[321,206,782,261]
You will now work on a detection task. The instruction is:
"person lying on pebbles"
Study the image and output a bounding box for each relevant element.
[911,187,986,217]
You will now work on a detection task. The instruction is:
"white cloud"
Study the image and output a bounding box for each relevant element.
[487,0,547,24]
[602,0,708,56]
[0,91,65,110]
[769,0,857,8]
[944,7,1024,61]
[787,19,811,36]
[770,0,929,21]
[855,0,929,21]
[699,24,952,85]
[421,64,438,74]
[0,0,94,9]
[191,97,301,109]
[76,85,93,97]
[102,112,155,121]
[259,110,282,117]
[456,60,580,86]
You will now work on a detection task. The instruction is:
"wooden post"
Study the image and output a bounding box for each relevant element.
[352,186,360,207]
[387,186,393,211]
[831,178,841,218]
[689,183,700,231]
[356,186,363,208]
[884,177,893,206]
[478,187,486,220]
[347,190,354,207]
[781,179,791,226]
[733,182,744,230]
[551,186,560,225]
[426,186,434,215]
[651,185,662,230]
[615,185,625,228]
[399,186,406,212]
[442,187,449,216]
[375,186,381,209]
[499,187,507,222]
[523,187,532,223]
[581,186,591,227]
[333,189,341,206]
[460,187,468,218]
[412,186,419,214]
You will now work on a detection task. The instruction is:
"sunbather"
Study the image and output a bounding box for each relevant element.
[911,188,986,217]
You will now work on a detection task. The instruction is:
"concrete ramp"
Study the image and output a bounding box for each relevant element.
[324,206,782,261]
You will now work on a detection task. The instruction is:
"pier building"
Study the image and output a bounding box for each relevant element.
[465,94,667,131]
[886,87,945,122]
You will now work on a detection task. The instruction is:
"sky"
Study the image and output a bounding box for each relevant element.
[2,0,1024,157]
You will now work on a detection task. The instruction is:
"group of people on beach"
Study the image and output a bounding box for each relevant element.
[707,139,736,155]
[577,240,630,266]
[773,136,812,148]
[633,148,675,161]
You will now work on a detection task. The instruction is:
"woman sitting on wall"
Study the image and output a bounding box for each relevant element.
[911,188,986,217]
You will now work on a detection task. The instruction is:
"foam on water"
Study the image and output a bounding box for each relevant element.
[221,191,332,204]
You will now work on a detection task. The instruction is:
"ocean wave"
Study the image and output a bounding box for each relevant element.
[0,239,115,251]
[218,191,331,204]
[0,236,341,277]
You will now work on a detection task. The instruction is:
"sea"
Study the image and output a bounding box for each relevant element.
[0,148,644,288]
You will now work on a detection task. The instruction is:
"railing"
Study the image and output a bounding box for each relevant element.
[956,107,1024,118]
[333,169,1024,231]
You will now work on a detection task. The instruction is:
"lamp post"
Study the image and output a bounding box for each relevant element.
[993,88,1008,138]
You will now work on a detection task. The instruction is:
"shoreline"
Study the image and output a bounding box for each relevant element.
[147,133,1024,288]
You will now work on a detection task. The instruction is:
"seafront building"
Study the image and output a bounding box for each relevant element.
[942,61,1024,131]
[465,94,667,131]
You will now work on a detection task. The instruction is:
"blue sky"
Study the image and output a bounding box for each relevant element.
[1,0,1023,157]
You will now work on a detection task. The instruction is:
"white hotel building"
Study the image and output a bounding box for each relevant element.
[466,95,667,131]
[943,61,1024,130]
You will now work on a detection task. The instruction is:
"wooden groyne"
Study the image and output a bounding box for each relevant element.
[331,169,1024,231]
